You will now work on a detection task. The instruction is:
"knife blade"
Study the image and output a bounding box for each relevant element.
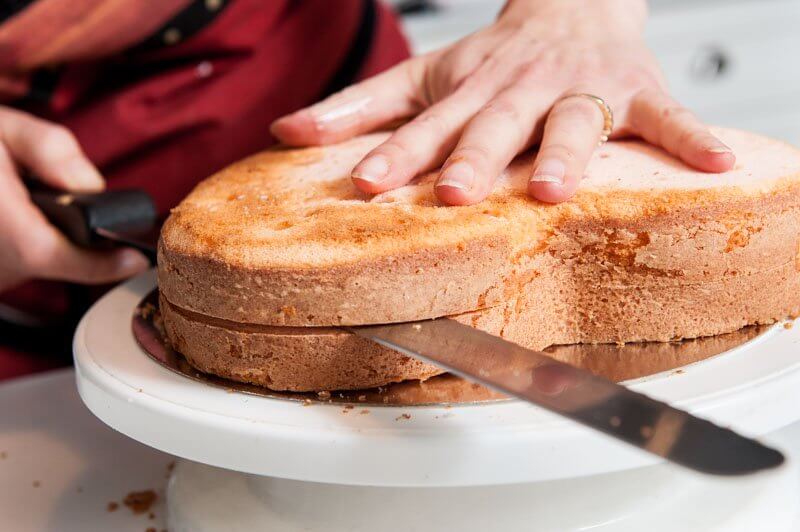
[349,318,785,476]
[29,186,159,262]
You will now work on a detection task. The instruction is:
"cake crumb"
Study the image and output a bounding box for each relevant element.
[342,405,354,414]
[358,395,366,402]
[784,322,794,330]
[360,409,369,415]
[382,397,389,404]
[0,451,6,459]
[395,413,411,421]
[107,502,119,512]
[302,399,313,407]
[149,512,156,520]
[317,391,331,400]
[412,323,422,331]
[139,302,156,320]
[123,490,158,514]
[32,480,41,488]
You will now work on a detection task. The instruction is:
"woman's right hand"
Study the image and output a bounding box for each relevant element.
[0,107,149,294]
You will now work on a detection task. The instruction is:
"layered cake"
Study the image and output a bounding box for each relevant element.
[158,128,800,391]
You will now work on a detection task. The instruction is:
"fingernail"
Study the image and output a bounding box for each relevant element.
[66,158,104,191]
[436,161,474,191]
[707,144,732,154]
[352,154,390,183]
[117,249,150,276]
[530,159,566,185]
[309,95,371,127]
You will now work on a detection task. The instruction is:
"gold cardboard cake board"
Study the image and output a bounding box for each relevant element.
[132,289,768,407]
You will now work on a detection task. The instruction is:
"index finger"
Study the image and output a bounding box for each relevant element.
[0,108,104,192]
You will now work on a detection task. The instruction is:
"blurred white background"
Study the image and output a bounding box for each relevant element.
[392,0,800,145]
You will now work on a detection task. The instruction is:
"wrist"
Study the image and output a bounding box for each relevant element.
[499,0,647,42]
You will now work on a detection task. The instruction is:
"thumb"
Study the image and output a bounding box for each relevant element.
[42,243,150,285]
[270,59,424,146]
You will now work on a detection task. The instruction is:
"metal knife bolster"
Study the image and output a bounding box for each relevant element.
[349,319,784,476]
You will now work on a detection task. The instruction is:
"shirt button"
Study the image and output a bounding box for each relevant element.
[163,28,182,45]
[196,61,214,78]
[205,0,223,11]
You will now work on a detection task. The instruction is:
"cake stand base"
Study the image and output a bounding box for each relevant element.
[166,459,798,532]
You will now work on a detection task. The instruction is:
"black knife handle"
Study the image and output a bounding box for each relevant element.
[29,187,157,249]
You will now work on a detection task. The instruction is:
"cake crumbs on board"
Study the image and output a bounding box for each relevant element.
[138,302,157,320]
[107,502,119,512]
[395,413,411,421]
[123,490,158,514]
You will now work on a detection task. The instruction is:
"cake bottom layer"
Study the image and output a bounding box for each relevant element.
[161,260,800,391]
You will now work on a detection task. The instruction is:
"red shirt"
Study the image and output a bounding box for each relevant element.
[0,0,410,380]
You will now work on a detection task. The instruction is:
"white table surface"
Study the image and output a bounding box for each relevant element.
[0,369,171,532]
[2,368,800,532]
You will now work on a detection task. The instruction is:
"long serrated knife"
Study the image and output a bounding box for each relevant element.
[349,319,785,476]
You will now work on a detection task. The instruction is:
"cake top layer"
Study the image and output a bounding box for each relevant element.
[162,128,800,268]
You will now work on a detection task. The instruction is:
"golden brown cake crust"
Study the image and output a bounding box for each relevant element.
[158,128,800,391]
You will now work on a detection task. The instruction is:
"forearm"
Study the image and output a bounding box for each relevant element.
[500,0,648,40]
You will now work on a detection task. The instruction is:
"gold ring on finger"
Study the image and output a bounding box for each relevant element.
[558,93,614,146]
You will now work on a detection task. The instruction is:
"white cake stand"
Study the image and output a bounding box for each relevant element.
[74,271,800,531]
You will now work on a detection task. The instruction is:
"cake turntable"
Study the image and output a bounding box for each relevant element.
[75,271,800,531]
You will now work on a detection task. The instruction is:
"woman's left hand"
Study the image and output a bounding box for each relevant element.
[271,0,735,205]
